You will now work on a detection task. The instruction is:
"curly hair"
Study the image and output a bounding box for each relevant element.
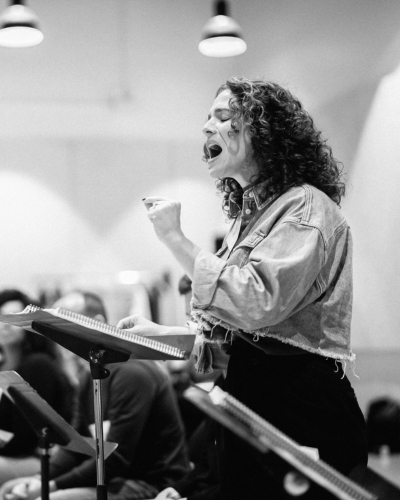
[208,77,345,217]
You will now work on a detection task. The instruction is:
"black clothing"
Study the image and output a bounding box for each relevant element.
[220,338,368,500]
[175,417,221,500]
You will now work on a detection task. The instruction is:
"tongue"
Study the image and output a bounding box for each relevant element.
[210,146,222,158]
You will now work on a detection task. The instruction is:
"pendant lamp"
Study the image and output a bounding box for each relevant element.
[199,0,246,57]
[0,0,43,48]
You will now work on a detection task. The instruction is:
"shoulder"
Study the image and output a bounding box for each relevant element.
[274,184,336,211]
[19,352,58,372]
[276,185,347,227]
[17,352,70,394]
[256,185,349,249]
[110,359,165,377]
[108,360,169,393]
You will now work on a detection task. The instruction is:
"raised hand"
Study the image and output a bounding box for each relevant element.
[143,196,184,245]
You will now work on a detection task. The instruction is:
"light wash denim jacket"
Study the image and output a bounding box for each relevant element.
[189,183,355,373]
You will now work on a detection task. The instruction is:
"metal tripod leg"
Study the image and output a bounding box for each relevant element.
[89,348,110,500]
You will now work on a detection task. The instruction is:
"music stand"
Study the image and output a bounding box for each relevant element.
[184,384,377,500]
[0,308,195,500]
[30,322,129,500]
[0,371,117,500]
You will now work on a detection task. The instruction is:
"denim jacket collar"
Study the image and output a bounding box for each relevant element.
[228,180,277,219]
[243,182,272,210]
[237,181,277,227]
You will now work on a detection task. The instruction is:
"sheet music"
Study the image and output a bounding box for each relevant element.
[0,306,195,361]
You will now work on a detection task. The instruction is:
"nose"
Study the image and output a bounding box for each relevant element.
[202,117,216,137]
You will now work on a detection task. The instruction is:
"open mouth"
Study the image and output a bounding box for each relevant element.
[207,144,223,161]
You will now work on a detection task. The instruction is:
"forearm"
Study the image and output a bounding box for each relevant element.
[54,459,96,490]
[162,232,201,280]
[165,325,193,335]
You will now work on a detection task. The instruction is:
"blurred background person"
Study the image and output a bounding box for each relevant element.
[0,288,75,485]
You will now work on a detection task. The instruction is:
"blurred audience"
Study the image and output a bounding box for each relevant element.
[0,288,75,485]
[0,290,190,500]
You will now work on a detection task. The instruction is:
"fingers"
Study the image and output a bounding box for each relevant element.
[154,487,181,499]
[143,197,166,222]
[117,315,155,330]
[143,197,171,223]
[116,315,138,330]
[142,196,169,210]
[5,484,26,500]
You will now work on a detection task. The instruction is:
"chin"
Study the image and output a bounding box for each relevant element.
[208,167,220,179]
[207,159,230,179]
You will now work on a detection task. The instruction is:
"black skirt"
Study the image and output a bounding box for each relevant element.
[219,337,368,500]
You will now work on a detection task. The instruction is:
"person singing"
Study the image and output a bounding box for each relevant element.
[118,77,368,500]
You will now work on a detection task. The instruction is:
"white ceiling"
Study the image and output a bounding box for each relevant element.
[0,0,400,145]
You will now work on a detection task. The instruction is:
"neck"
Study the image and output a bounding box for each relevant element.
[235,159,258,188]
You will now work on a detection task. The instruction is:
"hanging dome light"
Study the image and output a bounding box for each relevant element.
[0,0,43,48]
[199,0,246,58]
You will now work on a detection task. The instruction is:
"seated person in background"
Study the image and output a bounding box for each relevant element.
[0,289,74,486]
[0,290,190,500]
[151,417,221,500]
[150,373,224,500]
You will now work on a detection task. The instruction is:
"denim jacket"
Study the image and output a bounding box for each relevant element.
[189,183,354,373]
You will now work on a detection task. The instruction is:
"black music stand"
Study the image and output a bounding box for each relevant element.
[184,384,378,500]
[30,322,129,500]
[0,371,117,500]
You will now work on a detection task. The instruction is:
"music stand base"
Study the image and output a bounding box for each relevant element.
[96,484,108,500]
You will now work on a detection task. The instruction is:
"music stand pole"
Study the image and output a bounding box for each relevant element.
[89,348,110,500]
[38,427,51,500]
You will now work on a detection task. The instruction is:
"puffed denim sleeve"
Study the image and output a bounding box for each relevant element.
[191,220,325,331]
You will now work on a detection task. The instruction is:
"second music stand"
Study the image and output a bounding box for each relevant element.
[0,371,117,500]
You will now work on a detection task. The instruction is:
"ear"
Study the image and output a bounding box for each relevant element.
[244,125,252,143]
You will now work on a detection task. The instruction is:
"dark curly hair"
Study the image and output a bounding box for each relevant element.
[207,77,345,217]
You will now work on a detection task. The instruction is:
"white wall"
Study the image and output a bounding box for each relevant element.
[343,65,400,350]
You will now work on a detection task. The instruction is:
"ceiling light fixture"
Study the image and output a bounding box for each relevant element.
[199,0,246,58]
[0,0,43,48]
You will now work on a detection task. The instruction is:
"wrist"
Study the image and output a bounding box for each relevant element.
[49,480,58,493]
[165,325,191,336]
[161,229,185,249]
